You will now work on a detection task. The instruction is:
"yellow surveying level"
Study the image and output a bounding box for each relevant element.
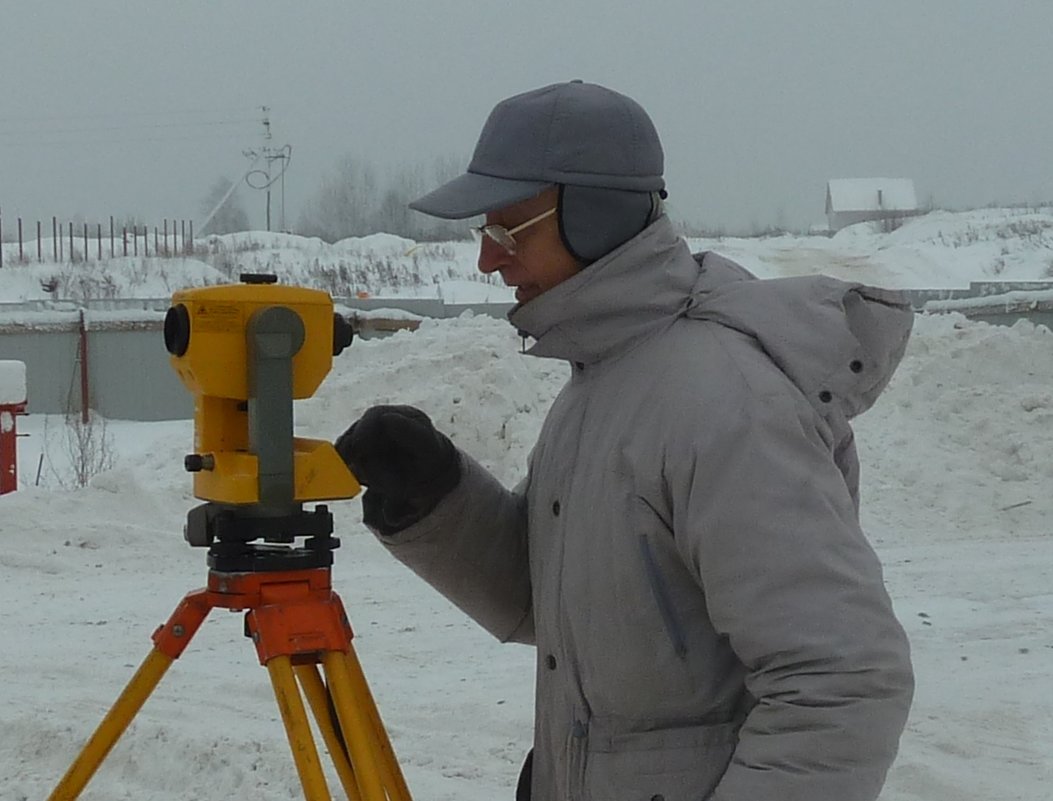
[48,274,413,801]
[164,275,359,505]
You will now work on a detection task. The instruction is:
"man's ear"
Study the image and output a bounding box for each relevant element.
[557,184,655,265]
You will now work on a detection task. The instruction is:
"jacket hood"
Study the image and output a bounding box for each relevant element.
[509,216,913,422]
[685,252,913,421]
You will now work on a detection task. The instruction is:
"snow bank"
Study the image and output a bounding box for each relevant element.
[857,312,1053,540]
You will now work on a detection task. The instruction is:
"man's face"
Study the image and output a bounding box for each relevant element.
[477,187,581,305]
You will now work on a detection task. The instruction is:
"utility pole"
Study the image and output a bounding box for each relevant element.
[243,106,292,232]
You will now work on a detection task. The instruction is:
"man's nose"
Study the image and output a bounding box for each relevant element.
[477,235,508,274]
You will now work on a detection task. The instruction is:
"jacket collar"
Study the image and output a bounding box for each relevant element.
[508,216,697,364]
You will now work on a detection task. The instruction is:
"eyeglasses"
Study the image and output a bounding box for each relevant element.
[471,207,557,254]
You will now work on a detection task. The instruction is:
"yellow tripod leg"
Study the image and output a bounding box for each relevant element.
[344,647,413,801]
[48,648,173,801]
[295,664,363,801]
[322,650,389,801]
[267,655,331,801]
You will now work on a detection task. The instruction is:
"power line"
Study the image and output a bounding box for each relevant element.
[0,131,256,150]
[0,106,262,124]
[0,118,258,138]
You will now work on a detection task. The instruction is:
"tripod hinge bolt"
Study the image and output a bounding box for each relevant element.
[184,453,216,473]
[172,624,185,638]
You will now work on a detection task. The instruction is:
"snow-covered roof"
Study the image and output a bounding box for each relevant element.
[827,178,918,212]
[0,360,27,405]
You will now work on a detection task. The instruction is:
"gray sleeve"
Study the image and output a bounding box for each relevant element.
[372,450,535,645]
[672,389,913,801]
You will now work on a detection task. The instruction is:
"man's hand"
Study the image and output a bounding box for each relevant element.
[335,405,461,534]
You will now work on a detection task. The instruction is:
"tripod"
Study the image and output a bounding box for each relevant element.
[48,522,412,801]
[50,279,412,799]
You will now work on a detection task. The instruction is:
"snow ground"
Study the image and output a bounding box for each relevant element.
[2,210,1053,799]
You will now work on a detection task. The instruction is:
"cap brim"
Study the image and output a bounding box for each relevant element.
[409,172,551,220]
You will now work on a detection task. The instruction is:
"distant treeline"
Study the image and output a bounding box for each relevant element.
[295,155,470,243]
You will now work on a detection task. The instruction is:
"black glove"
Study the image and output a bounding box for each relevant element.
[334,405,461,535]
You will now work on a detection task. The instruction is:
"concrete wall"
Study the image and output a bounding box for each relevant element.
[0,329,81,415]
[0,321,193,420]
[91,328,192,420]
[0,298,517,421]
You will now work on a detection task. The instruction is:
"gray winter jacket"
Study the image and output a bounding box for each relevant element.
[376,216,915,801]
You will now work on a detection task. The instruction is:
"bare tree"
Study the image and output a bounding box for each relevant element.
[200,176,250,235]
[41,410,115,489]
[296,155,467,242]
[63,410,115,488]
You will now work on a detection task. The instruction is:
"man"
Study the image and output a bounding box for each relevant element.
[336,81,914,801]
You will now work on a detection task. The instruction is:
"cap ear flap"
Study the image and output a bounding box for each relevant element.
[557,185,659,265]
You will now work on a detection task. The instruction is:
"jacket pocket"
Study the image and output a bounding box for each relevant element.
[566,719,589,800]
[585,719,738,801]
[638,534,688,659]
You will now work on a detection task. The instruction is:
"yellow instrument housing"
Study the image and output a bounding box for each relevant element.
[167,281,359,505]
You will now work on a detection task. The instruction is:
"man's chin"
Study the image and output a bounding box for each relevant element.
[515,285,541,303]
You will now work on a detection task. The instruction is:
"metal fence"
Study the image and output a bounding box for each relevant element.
[0,210,194,266]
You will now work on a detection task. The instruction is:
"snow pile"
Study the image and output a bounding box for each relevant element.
[333,231,417,255]
[299,313,568,487]
[686,206,1053,289]
[857,313,1053,539]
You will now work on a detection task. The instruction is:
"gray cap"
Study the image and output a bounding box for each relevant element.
[410,81,665,220]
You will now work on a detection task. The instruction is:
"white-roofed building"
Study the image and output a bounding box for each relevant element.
[826,178,921,233]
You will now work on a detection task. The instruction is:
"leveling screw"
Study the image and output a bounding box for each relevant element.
[184,454,215,473]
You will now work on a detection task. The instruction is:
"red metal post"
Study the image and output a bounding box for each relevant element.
[0,402,27,494]
[0,360,28,495]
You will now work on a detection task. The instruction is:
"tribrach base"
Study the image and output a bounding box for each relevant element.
[47,565,412,801]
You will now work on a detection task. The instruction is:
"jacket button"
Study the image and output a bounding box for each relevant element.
[545,654,557,670]
[552,500,561,516]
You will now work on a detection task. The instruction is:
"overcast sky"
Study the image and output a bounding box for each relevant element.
[3,0,1052,235]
